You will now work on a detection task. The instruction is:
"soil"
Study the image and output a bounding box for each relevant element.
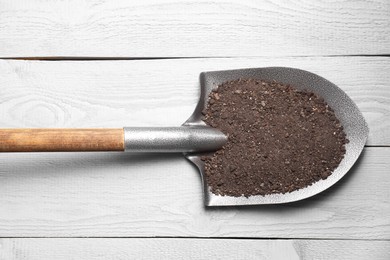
[201,79,348,197]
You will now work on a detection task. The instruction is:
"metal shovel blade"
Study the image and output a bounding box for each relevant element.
[183,67,368,206]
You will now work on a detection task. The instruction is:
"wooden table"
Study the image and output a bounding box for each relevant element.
[0,1,389,259]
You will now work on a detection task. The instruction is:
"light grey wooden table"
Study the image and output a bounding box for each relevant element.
[0,1,389,259]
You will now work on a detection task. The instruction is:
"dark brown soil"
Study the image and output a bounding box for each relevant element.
[201,79,348,197]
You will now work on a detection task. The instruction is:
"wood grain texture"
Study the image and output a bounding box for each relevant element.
[0,238,389,260]
[0,0,389,57]
[0,147,389,238]
[0,57,388,145]
[0,128,124,152]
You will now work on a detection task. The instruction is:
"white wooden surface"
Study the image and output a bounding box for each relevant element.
[0,58,389,239]
[0,0,389,259]
[0,0,389,57]
[0,239,389,260]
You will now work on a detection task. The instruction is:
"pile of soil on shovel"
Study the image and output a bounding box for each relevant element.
[201,79,348,197]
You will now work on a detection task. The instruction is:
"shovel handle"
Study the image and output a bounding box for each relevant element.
[0,128,124,152]
[0,127,227,153]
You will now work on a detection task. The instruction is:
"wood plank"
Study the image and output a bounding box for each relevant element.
[0,147,389,238]
[0,57,388,145]
[0,238,389,260]
[0,0,389,57]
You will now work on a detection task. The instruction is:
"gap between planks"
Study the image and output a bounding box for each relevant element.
[1,54,390,60]
[0,236,389,241]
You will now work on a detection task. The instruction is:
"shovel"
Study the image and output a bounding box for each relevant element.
[0,67,368,206]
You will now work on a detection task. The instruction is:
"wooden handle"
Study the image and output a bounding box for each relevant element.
[0,128,124,152]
